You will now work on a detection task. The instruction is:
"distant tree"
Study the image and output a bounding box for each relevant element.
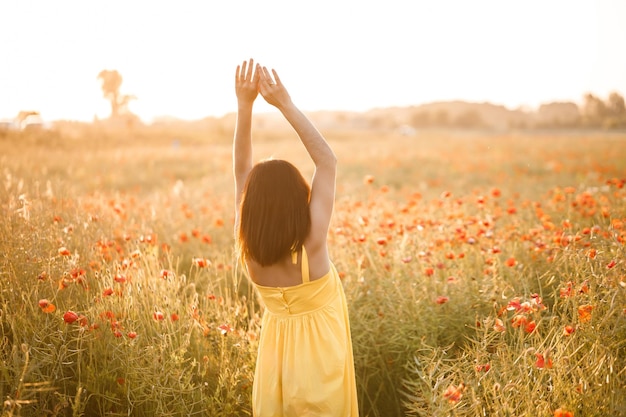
[409,111,431,128]
[536,102,580,128]
[582,93,607,127]
[454,110,484,128]
[606,92,625,118]
[433,110,449,127]
[97,70,136,119]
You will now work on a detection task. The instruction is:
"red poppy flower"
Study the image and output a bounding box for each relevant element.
[524,320,537,333]
[193,257,210,268]
[511,314,527,328]
[114,274,127,284]
[577,304,594,323]
[443,383,465,403]
[63,310,79,324]
[436,296,449,305]
[535,352,553,369]
[218,324,233,335]
[493,318,506,332]
[58,247,71,256]
[38,299,56,313]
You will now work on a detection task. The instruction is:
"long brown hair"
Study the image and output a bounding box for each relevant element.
[237,159,311,266]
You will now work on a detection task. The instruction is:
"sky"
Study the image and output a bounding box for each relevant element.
[1,0,625,123]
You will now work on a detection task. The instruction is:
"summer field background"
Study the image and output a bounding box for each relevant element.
[1,124,625,416]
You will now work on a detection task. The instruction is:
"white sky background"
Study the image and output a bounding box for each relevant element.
[1,0,625,122]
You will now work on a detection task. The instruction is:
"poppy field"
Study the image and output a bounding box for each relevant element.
[1,126,625,416]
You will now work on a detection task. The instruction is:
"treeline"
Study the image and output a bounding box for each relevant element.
[361,92,626,131]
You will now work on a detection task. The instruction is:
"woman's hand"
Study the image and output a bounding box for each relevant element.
[235,59,260,107]
[258,66,293,110]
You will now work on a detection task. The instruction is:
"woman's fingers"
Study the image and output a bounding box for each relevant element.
[261,66,275,85]
[271,69,281,86]
[240,61,248,80]
[245,58,254,80]
[253,64,261,83]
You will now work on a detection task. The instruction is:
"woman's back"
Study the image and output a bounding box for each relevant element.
[246,244,331,288]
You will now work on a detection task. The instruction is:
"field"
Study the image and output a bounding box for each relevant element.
[1,125,625,417]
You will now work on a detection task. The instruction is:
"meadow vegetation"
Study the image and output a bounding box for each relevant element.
[1,125,625,416]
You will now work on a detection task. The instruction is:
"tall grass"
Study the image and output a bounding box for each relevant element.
[1,127,625,416]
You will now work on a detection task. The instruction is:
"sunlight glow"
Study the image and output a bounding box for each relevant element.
[1,0,624,122]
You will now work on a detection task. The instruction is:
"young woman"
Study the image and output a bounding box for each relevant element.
[233,58,359,417]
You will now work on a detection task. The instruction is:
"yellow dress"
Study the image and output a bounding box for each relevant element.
[251,247,359,417]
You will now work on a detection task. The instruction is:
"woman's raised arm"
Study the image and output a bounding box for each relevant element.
[258,67,337,255]
[233,59,260,232]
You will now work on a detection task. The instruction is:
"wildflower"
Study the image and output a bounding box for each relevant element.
[114,274,127,284]
[535,352,553,369]
[511,314,528,328]
[218,323,233,335]
[563,325,575,336]
[476,363,491,372]
[193,257,210,268]
[102,288,114,297]
[577,304,594,323]
[153,311,165,321]
[506,298,519,311]
[113,330,123,338]
[443,382,465,403]
[127,331,137,339]
[436,296,449,305]
[424,267,434,276]
[530,293,546,310]
[160,269,172,279]
[607,259,617,269]
[559,282,573,298]
[171,313,179,322]
[58,247,71,256]
[505,257,517,267]
[554,408,574,417]
[63,310,79,324]
[493,318,506,332]
[38,299,56,313]
[524,320,537,333]
[363,175,375,185]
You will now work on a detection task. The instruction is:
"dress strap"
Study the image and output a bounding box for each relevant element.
[301,246,310,283]
[291,250,298,265]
